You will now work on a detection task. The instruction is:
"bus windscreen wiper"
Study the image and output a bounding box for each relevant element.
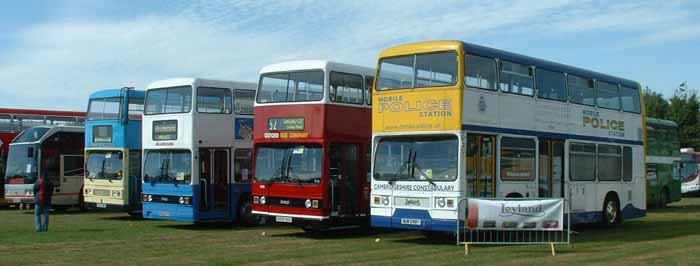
[158,159,170,183]
[413,152,437,186]
[388,148,413,184]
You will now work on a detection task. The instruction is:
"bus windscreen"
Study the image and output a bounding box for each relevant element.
[4,144,38,184]
[257,71,324,103]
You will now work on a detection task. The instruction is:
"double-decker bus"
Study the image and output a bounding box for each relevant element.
[681,148,700,195]
[4,126,85,208]
[141,78,258,223]
[371,41,646,232]
[251,60,374,232]
[83,88,145,212]
[645,118,682,207]
[0,108,84,202]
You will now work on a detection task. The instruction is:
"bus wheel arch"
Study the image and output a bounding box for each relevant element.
[602,192,621,226]
[505,192,523,198]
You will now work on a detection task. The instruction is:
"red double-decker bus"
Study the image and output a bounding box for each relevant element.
[252,60,374,232]
[0,108,85,203]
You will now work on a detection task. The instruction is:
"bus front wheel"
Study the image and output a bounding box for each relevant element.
[602,195,621,226]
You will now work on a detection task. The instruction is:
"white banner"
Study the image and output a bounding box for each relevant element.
[466,199,564,231]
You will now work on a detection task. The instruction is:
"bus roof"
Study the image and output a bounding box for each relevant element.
[10,125,84,145]
[89,88,145,99]
[378,40,640,89]
[145,78,256,91]
[647,118,678,128]
[259,60,374,76]
[0,108,85,117]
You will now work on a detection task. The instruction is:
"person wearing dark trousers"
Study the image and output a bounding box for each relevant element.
[33,176,53,232]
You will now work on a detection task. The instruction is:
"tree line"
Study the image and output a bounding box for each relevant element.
[644,82,700,148]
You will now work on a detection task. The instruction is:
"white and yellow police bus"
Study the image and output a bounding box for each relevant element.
[370,41,646,232]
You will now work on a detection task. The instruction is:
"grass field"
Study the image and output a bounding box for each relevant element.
[1,198,700,266]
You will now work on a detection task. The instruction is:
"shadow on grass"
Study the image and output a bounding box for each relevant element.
[99,215,145,222]
[648,203,700,214]
[270,226,396,240]
[156,221,275,231]
[49,209,102,215]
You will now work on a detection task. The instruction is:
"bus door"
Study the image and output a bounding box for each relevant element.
[128,150,142,206]
[59,155,84,204]
[198,148,230,216]
[329,143,360,217]
[466,135,495,198]
[538,139,564,198]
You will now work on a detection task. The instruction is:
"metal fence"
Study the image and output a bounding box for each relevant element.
[456,198,571,256]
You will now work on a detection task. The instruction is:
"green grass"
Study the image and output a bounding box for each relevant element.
[2,198,700,266]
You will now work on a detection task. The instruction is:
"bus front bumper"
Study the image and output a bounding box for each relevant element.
[142,202,194,222]
[371,208,458,232]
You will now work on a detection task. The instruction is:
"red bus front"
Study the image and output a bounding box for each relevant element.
[252,103,371,230]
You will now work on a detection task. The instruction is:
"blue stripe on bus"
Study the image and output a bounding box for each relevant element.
[372,204,646,231]
[462,124,644,146]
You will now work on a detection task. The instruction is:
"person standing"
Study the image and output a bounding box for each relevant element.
[33,176,53,232]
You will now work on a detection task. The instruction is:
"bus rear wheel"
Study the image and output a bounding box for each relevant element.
[602,196,620,226]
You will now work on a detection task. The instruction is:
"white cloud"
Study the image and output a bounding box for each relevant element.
[0,0,697,110]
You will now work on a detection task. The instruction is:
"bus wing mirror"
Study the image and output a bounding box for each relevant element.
[329,168,340,180]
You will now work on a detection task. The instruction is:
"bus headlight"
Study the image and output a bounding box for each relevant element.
[434,197,456,209]
[305,199,312,208]
[381,196,390,206]
[112,191,122,199]
[147,195,153,202]
[373,196,381,205]
[253,196,260,204]
[142,194,148,202]
[436,197,446,208]
[260,196,266,205]
[179,197,185,204]
[312,200,319,208]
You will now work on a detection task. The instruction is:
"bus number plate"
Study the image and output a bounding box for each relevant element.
[401,218,422,226]
[96,203,107,208]
[275,216,292,223]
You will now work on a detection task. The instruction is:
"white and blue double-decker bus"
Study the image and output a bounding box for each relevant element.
[141,78,257,223]
[370,41,646,232]
[83,88,145,212]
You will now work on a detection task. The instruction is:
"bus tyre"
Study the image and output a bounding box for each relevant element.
[78,188,86,211]
[602,195,620,226]
[658,189,669,208]
[238,197,261,226]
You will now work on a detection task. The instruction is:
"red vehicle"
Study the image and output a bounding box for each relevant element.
[252,60,375,231]
[0,108,85,201]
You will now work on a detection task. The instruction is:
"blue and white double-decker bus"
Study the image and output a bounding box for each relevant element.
[83,88,145,212]
[141,78,258,223]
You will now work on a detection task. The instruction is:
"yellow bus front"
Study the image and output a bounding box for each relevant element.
[83,148,133,210]
[371,41,465,231]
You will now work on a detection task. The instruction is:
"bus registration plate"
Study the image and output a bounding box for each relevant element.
[275,216,292,223]
[96,203,107,208]
[401,218,422,226]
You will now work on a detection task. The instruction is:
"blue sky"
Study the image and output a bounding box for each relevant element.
[0,0,698,111]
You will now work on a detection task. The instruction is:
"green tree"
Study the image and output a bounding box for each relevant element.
[668,84,700,148]
[644,87,669,119]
